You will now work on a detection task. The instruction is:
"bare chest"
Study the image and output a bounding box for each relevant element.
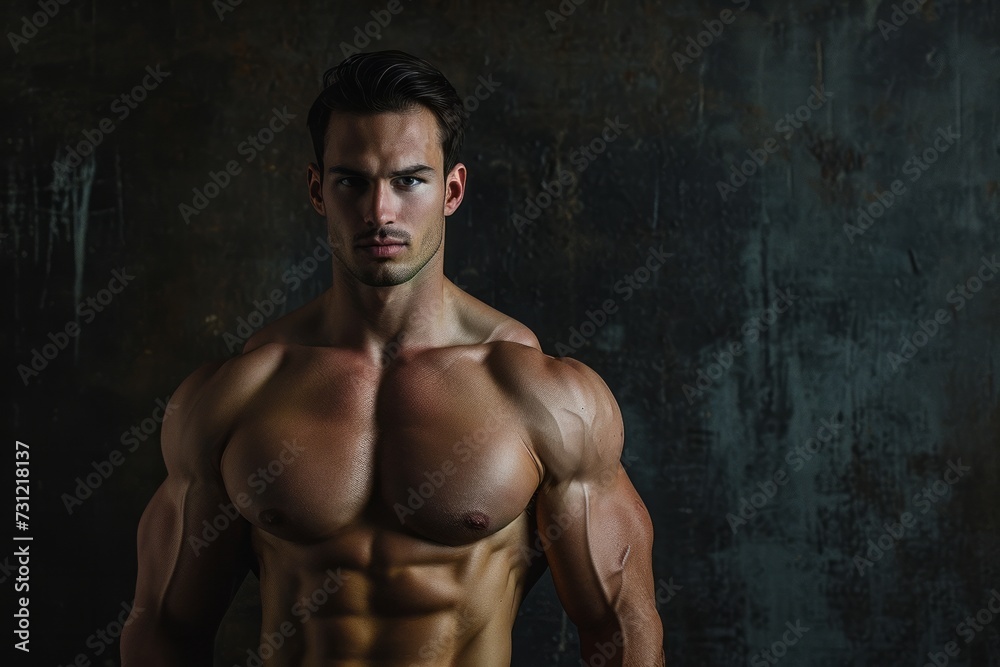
[219,347,541,550]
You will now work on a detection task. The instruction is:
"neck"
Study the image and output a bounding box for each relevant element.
[320,253,454,360]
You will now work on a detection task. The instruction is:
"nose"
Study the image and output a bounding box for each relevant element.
[363,180,396,227]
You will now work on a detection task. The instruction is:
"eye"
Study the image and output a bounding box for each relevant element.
[335,176,364,188]
[395,176,423,188]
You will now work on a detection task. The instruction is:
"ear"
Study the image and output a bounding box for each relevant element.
[307,162,325,216]
[443,162,466,217]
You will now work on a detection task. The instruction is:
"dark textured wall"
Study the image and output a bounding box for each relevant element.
[4,1,999,665]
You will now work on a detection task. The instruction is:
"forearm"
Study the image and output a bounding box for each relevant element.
[579,604,665,667]
[121,615,216,667]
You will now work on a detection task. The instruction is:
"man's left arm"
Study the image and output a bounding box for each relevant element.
[532,357,665,667]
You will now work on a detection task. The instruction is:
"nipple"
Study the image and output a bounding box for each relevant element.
[463,511,490,531]
[258,509,283,526]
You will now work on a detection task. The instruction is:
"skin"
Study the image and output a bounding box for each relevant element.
[121,105,664,666]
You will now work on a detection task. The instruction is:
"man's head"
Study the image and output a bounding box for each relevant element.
[306,50,468,288]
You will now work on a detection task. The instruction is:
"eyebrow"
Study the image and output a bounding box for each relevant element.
[327,164,435,178]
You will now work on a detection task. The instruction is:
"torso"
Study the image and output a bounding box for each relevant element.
[212,291,550,666]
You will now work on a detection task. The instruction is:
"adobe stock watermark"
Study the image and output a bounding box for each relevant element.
[459,73,502,113]
[853,458,970,576]
[238,567,349,667]
[749,620,810,666]
[843,125,959,243]
[16,268,136,385]
[58,600,143,666]
[404,68,502,169]
[682,287,798,403]
[922,588,1000,667]
[877,0,928,41]
[553,244,673,356]
[0,553,19,585]
[726,413,843,534]
[519,501,586,567]
[378,284,468,369]
[212,0,242,20]
[220,236,336,353]
[188,439,305,556]
[716,86,833,202]
[576,602,667,667]
[7,0,73,53]
[52,65,171,177]
[606,447,642,488]
[580,630,626,667]
[672,0,751,72]
[179,106,297,224]
[655,577,683,608]
[61,396,176,514]
[510,461,648,573]
[409,604,480,665]
[886,254,997,373]
[222,234,454,359]
[545,0,586,30]
[511,116,629,233]
[338,0,412,58]
[393,413,504,524]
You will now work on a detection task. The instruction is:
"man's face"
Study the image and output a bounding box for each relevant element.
[307,107,465,288]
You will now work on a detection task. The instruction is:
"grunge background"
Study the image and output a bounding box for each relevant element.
[3,0,999,665]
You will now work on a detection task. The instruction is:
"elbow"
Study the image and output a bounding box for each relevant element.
[120,615,154,667]
[578,604,663,667]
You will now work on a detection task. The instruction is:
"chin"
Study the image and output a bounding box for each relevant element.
[357,264,421,287]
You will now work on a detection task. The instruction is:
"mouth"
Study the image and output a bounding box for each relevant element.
[355,241,407,258]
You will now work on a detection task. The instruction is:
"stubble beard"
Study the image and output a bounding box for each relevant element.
[332,219,445,288]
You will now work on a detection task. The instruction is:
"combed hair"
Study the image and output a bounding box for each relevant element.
[306,50,468,174]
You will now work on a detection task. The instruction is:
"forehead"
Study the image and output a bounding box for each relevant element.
[323,107,443,169]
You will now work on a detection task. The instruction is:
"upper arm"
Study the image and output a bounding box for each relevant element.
[123,362,253,664]
[529,358,659,637]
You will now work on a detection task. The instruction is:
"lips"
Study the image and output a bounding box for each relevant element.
[357,240,406,247]
[356,241,406,258]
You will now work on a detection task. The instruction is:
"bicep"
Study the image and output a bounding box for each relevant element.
[133,470,251,634]
[123,360,255,666]
[537,464,656,632]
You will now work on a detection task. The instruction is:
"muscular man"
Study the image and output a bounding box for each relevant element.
[122,50,663,667]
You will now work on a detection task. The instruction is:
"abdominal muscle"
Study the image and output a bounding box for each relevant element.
[249,509,535,667]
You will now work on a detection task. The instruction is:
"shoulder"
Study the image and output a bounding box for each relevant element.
[487,318,540,349]
[485,343,624,485]
[160,344,286,474]
[241,294,324,354]
[484,343,605,400]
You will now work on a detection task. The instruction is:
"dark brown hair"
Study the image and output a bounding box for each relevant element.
[306,50,467,174]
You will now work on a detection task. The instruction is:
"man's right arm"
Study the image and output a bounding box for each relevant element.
[121,361,252,667]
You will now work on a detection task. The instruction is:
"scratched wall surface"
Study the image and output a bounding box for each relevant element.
[3,0,999,665]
